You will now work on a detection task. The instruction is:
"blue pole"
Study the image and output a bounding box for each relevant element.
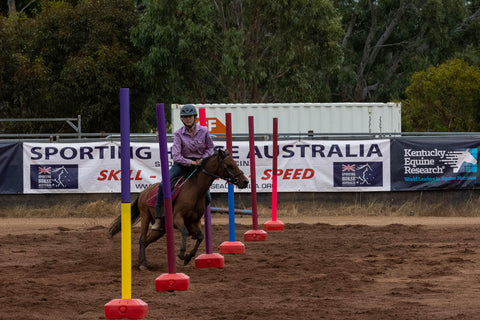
[228,184,235,241]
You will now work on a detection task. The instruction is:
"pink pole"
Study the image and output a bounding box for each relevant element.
[264,117,284,231]
[198,108,207,126]
[272,118,278,221]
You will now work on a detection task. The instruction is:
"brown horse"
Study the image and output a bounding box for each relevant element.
[109,148,249,269]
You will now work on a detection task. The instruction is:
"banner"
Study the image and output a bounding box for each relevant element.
[22,140,391,194]
[391,137,480,190]
[0,143,23,194]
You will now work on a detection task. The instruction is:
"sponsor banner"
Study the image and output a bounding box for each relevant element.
[243,140,390,192]
[0,143,23,194]
[391,137,480,190]
[23,141,161,193]
[23,140,391,194]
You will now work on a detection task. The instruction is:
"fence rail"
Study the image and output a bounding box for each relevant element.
[0,116,82,140]
[2,131,480,142]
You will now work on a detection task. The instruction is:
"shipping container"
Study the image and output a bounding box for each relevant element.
[171,103,401,135]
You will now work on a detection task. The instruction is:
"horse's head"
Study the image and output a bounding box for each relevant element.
[207,149,249,189]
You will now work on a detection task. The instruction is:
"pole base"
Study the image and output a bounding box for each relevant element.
[218,241,245,254]
[195,253,225,269]
[264,220,285,231]
[244,229,267,241]
[155,273,190,292]
[105,299,148,319]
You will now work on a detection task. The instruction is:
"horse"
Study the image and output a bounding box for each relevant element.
[108,148,249,269]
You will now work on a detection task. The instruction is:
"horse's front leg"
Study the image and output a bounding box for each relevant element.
[139,218,164,270]
[183,231,204,265]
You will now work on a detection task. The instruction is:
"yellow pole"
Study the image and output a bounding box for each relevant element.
[121,202,131,299]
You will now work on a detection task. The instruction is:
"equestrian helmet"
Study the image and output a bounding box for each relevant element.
[180,104,197,117]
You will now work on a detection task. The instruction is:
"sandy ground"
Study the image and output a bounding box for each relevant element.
[2,215,480,319]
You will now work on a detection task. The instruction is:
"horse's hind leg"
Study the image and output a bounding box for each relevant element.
[184,231,204,265]
[178,225,189,261]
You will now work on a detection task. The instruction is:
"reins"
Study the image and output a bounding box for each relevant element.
[201,154,243,184]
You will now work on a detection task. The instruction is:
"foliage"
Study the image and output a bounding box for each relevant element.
[1,0,480,134]
[402,59,480,132]
[132,0,344,127]
[0,0,146,134]
[332,0,468,102]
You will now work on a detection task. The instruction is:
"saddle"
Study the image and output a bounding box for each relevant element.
[146,176,185,208]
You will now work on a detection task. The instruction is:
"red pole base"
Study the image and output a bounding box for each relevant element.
[155,273,190,292]
[195,253,225,269]
[104,299,148,319]
[218,241,245,254]
[244,229,268,241]
[264,220,285,231]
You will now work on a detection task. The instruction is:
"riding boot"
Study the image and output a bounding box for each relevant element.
[152,217,165,232]
[153,204,165,232]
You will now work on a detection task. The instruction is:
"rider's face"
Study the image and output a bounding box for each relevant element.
[182,115,195,126]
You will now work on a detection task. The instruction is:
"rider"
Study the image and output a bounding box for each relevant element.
[152,104,215,231]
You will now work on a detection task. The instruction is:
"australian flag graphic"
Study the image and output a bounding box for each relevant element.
[30,164,79,189]
[333,162,383,187]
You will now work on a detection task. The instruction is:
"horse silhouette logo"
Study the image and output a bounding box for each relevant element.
[334,162,383,187]
[31,164,79,189]
[439,149,477,173]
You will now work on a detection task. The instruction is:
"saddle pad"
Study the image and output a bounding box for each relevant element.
[146,178,185,208]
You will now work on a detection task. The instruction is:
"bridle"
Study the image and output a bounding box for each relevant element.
[201,153,244,185]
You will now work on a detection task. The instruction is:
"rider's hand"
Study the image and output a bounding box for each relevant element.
[192,159,202,166]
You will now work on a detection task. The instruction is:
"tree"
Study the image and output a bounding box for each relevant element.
[333,0,474,102]
[0,0,146,133]
[131,0,344,127]
[402,59,480,132]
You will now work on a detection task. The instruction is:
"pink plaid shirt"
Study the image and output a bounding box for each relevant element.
[172,124,214,166]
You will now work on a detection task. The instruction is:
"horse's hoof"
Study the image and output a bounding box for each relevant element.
[184,255,192,265]
[138,264,149,271]
[177,254,185,260]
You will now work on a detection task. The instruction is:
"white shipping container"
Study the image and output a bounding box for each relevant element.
[171,102,401,135]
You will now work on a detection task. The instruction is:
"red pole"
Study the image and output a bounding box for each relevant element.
[195,108,225,268]
[218,113,245,253]
[244,116,267,241]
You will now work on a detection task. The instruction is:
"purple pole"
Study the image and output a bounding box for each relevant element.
[156,103,176,274]
[120,89,130,203]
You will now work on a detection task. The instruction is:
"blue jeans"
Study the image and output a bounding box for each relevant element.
[155,162,211,219]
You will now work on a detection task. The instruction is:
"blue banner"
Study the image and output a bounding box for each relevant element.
[391,137,480,190]
[0,143,23,194]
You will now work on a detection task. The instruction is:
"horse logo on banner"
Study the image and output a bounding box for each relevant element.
[440,149,478,173]
[30,164,79,189]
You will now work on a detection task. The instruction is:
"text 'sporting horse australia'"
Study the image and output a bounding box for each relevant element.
[109,149,249,269]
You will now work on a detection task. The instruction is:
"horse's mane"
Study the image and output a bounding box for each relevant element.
[200,149,227,168]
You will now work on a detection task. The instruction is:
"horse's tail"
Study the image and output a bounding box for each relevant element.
[108,198,142,237]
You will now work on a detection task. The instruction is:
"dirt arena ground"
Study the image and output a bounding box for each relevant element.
[2,215,480,320]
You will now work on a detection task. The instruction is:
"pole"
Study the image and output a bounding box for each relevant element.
[244,116,267,241]
[155,103,190,291]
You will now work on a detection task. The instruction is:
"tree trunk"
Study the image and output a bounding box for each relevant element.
[353,1,409,101]
[8,0,16,15]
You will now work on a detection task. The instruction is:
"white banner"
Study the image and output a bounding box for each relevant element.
[23,140,390,194]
